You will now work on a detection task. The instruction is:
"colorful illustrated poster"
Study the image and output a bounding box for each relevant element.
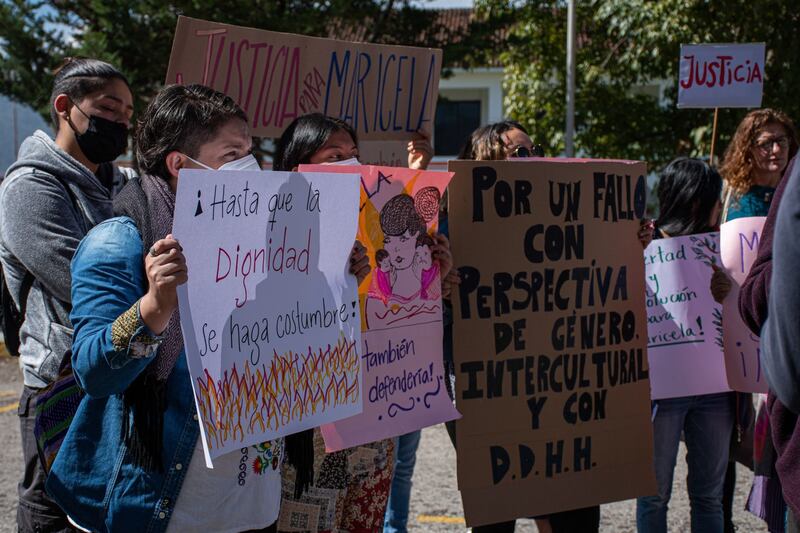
[677,43,765,108]
[173,169,362,466]
[167,16,441,140]
[644,233,729,399]
[720,216,768,393]
[300,164,461,451]
[448,159,657,526]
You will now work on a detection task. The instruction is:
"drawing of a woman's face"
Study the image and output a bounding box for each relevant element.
[384,230,418,270]
[416,244,433,270]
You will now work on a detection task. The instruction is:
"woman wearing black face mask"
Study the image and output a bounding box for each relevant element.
[0,57,134,532]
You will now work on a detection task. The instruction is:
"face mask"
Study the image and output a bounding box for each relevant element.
[186,153,261,171]
[68,101,128,164]
[326,157,361,166]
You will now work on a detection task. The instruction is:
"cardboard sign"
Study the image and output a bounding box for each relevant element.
[166,16,442,140]
[448,159,657,526]
[677,43,765,108]
[358,140,408,167]
[644,233,729,399]
[173,169,362,465]
[720,216,768,393]
[299,164,461,451]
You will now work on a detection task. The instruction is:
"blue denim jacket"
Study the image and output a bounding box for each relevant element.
[46,217,199,533]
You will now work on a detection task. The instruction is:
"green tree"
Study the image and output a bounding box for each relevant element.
[473,0,800,168]
[0,0,455,124]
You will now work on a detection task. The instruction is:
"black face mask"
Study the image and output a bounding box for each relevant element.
[68,101,128,164]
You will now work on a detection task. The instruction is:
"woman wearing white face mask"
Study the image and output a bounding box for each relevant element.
[183,151,262,172]
[46,85,364,533]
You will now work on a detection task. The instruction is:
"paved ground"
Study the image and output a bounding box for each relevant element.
[0,351,768,532]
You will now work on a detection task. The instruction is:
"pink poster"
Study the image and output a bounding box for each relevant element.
[644,233,730,399]
[300,164,461,451]
[720,216,768,393]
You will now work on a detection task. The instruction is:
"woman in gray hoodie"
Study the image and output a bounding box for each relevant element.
[0,57,134,532]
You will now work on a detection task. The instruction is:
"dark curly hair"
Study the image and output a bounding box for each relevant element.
[134,84,247,180]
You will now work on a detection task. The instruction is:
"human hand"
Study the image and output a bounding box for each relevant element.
[408,130,433,170]
[441,269,461,300]
[639,219,655,249]
[432,233,453,280]
[710,263,733,304]
[349,240,371,285]
[140,235,187,334]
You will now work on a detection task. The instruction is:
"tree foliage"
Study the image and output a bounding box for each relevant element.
[0,0,455,126]
[473,0,800,168]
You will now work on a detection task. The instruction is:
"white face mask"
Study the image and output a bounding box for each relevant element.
[325,157,361,166]
[187,153,261,171]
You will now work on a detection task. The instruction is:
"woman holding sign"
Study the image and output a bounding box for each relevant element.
[719,109,798,533]
[445,122,653,533]
[636,157,735,533]
[272,112,451,533]
[46,86,370,533]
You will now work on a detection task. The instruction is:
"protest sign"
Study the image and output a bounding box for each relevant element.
[299,164,460,451]
[720,216,768,393]
[448,159,656,526]
[644,233,729,399]
[358,140,408,167]
[677,43,765,108]
[166,16,442,140]
[173,169,362,465]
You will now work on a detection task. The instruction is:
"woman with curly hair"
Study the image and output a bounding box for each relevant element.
[720,108,798,222]
[719,108,798,533]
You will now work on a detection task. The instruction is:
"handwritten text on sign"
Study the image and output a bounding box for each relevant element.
[299,165,461,451]
[644,233,729,399]
[677,43,765,108]
[173,169,362,466]
[720,216,768,393]
[448,159,656,526]
[166,16,442,140]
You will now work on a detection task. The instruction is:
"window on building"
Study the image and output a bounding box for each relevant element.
[435,99,481,156]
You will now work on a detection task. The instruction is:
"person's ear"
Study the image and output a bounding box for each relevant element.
[53,94,71,123]
[166,151,186,179]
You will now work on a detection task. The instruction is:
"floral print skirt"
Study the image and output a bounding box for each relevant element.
[278,429,395,533]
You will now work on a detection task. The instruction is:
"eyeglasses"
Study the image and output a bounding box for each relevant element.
[754,136,789,152]
[509,144,545,158]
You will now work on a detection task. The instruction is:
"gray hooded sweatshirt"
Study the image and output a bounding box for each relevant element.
[0,130,134,388]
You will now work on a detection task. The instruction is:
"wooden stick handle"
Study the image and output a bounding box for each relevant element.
[710,107,720,166]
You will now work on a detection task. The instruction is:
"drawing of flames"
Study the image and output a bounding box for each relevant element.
[195,334,359,450]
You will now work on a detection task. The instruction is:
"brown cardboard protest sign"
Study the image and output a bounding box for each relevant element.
[448,159,657,526]
[166,16,442,140]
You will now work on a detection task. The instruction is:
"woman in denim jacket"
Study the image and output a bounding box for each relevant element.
[46,85,370,533]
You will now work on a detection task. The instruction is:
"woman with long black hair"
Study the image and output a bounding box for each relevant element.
[636,158,733,533]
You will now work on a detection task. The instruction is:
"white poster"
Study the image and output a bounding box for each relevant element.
[720,216,768,393]
[644,233,729,399]
[677,43,765,108]
[173,169,362,465]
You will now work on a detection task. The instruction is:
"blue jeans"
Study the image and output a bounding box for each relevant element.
[636,393,734,533]
[383,430,422,533]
